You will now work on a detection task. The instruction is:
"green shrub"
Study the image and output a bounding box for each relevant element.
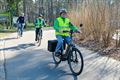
[25,22,35,29]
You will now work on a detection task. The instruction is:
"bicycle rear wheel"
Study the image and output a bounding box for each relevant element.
[38,35,41,46]
[37,32,42,46]
[52,52,61,64]
[17,29,21,38]
[68,48,84,75]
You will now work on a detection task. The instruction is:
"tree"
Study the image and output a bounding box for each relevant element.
[6,0,21,27]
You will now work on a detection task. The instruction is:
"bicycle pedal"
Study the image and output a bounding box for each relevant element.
[61,57,67,61]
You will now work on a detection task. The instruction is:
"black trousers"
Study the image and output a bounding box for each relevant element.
[35,28,42,41]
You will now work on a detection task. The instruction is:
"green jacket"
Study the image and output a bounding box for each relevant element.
[35,18,44,28]
[54,16,78,36]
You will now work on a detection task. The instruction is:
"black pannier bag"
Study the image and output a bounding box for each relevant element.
[48,40,66,52]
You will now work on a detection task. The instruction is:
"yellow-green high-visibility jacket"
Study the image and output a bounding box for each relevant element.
[54,16,78,36]
[35,18,44,28]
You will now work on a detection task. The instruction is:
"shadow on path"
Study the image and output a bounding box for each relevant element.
[5,49,78,80]
[1,37,18,41]
[1,43,35,51]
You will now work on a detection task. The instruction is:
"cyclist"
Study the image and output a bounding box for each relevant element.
[17,13,25,37]
[34,14,46,42]
[54,8,80,57]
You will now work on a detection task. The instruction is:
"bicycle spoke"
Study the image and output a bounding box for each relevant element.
[68,48,84,75]
[52,52,61,64]
[36,33,42,46]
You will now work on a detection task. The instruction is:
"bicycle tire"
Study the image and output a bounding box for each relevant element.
[17,29,21,38]
[52,52,61,64]
[68,48,84,75]
[38,35,41,46]
[37,31,42,46]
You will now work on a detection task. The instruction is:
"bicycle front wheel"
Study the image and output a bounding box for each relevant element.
[17,29,21,38]
[68,48,84,75]
[52,52,61,64]
[37,34,42,46]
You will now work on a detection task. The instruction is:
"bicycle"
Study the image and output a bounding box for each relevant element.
[48,24,84,75]
[17,23,22,38]
[36,28,42,46]
[17,23,25,38]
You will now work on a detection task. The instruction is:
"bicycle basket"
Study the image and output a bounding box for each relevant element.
[48,40,66,52]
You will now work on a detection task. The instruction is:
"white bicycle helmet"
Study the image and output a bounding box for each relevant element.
[59,8,67,15]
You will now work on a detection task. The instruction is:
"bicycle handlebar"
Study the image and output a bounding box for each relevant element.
[62,23,83,36]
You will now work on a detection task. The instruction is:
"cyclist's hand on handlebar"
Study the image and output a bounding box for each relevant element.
[76,30,81,33]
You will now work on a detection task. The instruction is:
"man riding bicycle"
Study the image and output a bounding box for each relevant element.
[17,13,25,37]
[35,14,46,42]
[54,8,80,57]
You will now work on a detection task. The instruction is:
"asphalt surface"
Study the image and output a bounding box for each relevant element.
[0,28,120,80]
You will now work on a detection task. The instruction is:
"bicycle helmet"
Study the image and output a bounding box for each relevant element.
[59,8,67,15]
[39,14,43,17]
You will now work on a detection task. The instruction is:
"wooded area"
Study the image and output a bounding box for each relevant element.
[0,0,120,50]
[0,0,119,25]
[0,0,84,26]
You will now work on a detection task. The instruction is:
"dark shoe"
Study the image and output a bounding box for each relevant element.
[35,38,37,41]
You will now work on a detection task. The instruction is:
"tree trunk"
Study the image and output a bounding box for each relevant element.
[16,0,19,16]
[23,0,28,22]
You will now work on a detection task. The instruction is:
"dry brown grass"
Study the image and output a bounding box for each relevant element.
[68,0,120,49]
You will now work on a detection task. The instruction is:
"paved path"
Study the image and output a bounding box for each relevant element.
[0,29,120,80]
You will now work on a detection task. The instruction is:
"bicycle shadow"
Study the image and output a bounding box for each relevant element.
[63,73,78,80]
[51,61,79,80]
